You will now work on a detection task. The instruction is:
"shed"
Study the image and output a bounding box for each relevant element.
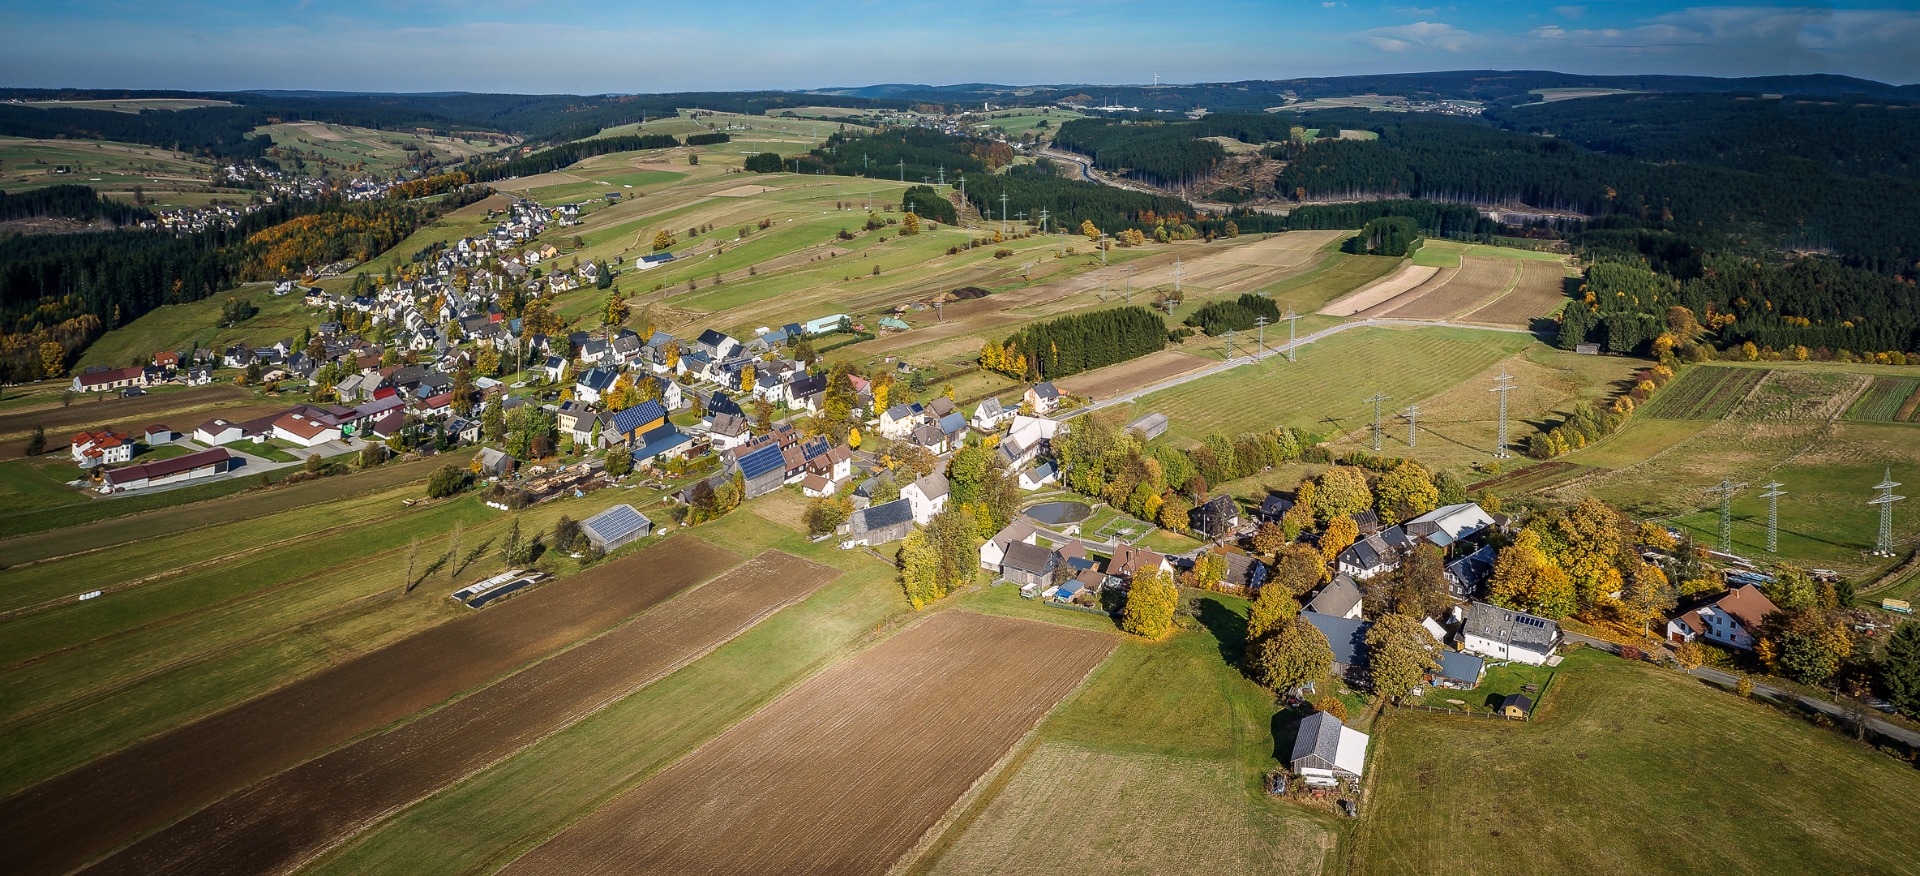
[840,498,914,548]
[474,447,515,478]
[1125,412,1168,441]
[1499,693,1533,719]
[1289,711,1369,786]
[579,504,652,552]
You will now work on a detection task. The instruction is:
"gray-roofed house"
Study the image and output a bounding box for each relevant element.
[902,469,950,525]
[1444,545,1498,600]
[1302,610,1373,686]
[839,498,914,549]
[999,541,1060,590]
[1432,649,1486,690]
[1337,526,1415,580]
[878,402,924,439]
[1305,574,1365,620]
[1460,601,1561,666]
[980,520,1039,570]
[474,447,515,478]
[1257,493,1296,522]
[1290,711,1369,787]
[971,397,1013,431]
[1024,381,1061,414]
[579,504,652,552]
[1189,495,1241,539]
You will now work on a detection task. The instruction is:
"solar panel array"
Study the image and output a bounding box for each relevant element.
[583,504,648,544]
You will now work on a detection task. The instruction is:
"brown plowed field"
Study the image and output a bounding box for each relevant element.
[84,551,837,876]
[1056,350,1213,400]
[500,611,1116,876]
[1381,257,1517,320]
[1462,259,1570,327]
[0,536,740,876]
[0,385,275,458]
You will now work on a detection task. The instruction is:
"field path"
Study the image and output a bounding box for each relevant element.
[0,537,741,876]
[499,611,1115,876]
[81,551,838,876]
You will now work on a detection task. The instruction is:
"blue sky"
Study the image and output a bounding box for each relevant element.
[3,1,1916,92]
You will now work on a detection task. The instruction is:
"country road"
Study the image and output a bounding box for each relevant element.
[1065,317,1539,418]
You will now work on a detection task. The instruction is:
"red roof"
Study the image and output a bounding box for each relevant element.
[272,412,336,440]
[74,366,143,387]
[103,448,232,486]
[1679,583,1779,637]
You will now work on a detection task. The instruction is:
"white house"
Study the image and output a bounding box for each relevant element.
[1667,583,1778,651]
[1017,460,1059,491]
[70,430,133,467]
[971,397,1013,431]
[901,469,950,525]
[1403,502,1495,549]
[271,411,343,448]
[878,402,924,440]
[1290,711,1368,787]
[1024,382,1061,414]
[1459,601,1561,666]
[193,418,245,446]
[980,520,1039,571]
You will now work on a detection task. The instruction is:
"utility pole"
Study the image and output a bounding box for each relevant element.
[1253,315,1270,354]
[1706,479,1747,554]
[1404,404,1421,448]
[1490,371,1515,459]
[1037,207,1049,234]
[937,165,945,186]
[1173,257,1181,296]
[1099,233,1108,265]
[1365,393,1392,452]
[1281,309,1301,362]
[999,192,1010,234]
[1870,468,1905,556]
[1224,329,1237,361]
[1760,481,1786,553]
[898,158,904,182]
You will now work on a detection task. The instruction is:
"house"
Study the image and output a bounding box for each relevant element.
[194,418,245,446]
[1217,552,1269,594]
[152,350,180,369]
[908,422,950,455]
[999,541,1061,589]
[1667,583,1778,651]
[1017,460,1059,491]
[936,412,968,448]
[1290,711,1369,787]
[901,470,950,525]
[474,447,516,478]
[878,402,924,439]
[1443,545,1498,600]
[1337,527,1414,580]
[1498,693,1533,719]
[971,397,1013,431]
[980,520,1039,571]
[1190,495,1241,539]
[185,365,213,386]
[803,314,849,335]
[370,409,408,440]
[579,504,652,552]
[71,365,147,393]
[1302,611,1372,685]
[1403,503,1495,549]
[71,430,133,467]
[693,328,740,360]
[735,442,788,499]
[805,444,853,484]
[98,448,233,493]
[801,473,837,497]
[1460,601,1562,666]
[143,424,180,445]
[630,425,695,468]
[272,411,342,448]
[1024,382,1061,414]
[1257,493,1296,523]
[1305,574,1365,620]
[607,401,669,446]
[706,413,753,451]
[1103,544,1171,581]
[573,366,620,405]
[1000,415,1057,469]
[839,498,914,549]
[1431,650,1486,690]
[1125,412,1168,440]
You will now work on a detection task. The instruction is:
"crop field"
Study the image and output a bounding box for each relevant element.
[1845,376,1920,423]
[252,122,508,175]
[1638,366,1769,419]
[1381,256,1518,319]
[1461,258,1571,327]
[0,534,742,876]
[1355,652,1920,875]
[92,551,837,876]
[1318,262,1435,316]
[1056,350,1213,400]
[499,611,1115,876]
[0,136,237,209]
[0,381,260,442]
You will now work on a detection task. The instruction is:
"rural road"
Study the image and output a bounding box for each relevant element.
[1562,631,1920,748]
[1065,317,1537,419]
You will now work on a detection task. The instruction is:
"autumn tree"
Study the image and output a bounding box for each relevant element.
[1377,543,1449,620]
[1547,497,1627,610]
[1488,530,1576,618]
[1618,560,1675,631]
[1081,219,1100,241]
[604,292,630,327]
[652,230,675,252]
[901,212,921,235]
[1246,584,1302,642]
[25,426,46,456]
[1374,461,1438,526]
[1312,466,1372,525]
[39,342,64,378]
[804,495,854,536]
[1320,515,1359,563]
[1270,542,1327,596]
[1121,569,1179,639]
[1366,613,1439,700]
[1768,565,1818,611]
[1755,609,1852,685]
[604,373,639,411]
[1251,616,1334,691]
[1251,521,1289,558]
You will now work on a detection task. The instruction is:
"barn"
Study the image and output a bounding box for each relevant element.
[579,504,653,552]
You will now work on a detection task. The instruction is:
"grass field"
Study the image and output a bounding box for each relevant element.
[75,283,318,370]
[0,135,238,208]
[1356,650,1920,875]
[252,122,508,175]
[1411,239,1569,269]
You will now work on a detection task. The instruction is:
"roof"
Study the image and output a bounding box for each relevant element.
[610,401,668,435]
[1404,503,1494,548]
[907,469,950,502]
[576,366,619,392]
[937,411,968,435]
[974,397,1005,419]
[1001,541,1059,576]
[1305,574,1365,618]
[737,443,786,480]
[990,519,1037,552]
[1678,583,1779,636]
[1435,650,1485,684]
[883,402,920,422]
[102,448,230,485]
[475,447,513,470]
[580,504,651,545]
[631,425,692,461]
[1302,611,1371,667]
[696,328,733,348]
[1341,527,1413,572]
[1463,601,1561,653]
[75,365,144,386]
[272,412,336,440]
[1030,381,1060,400]
[853,497,914,531]
[1500,693,1534,711]
[1103,544,1166,578]
[1258,494,1296,518]
[1290,711,1369,775]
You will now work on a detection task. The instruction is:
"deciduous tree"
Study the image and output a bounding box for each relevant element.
[1366,613,1439,700]
[1121,569,1178,639]
[1320,515,1358,563]
[1488,530,1576,618]
[1374,461,1438,526]
[1251,616,1333,691]
[1312,466,1372,525]
[1246,584,1302,642]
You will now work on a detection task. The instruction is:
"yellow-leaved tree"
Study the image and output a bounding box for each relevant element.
[1121,569,1178,639]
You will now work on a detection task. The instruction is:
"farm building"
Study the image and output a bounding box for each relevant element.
[1305,574,1365,620]
[1666,583,1777,651]
[272,411,342,447]
[579,504,652,552]
[71,365,147,393]
[1125,412,1168,441]
[1431,649,1486,689]
[474,447,515,478]
[980,520,1039,571]
[1303,611,1372,686]
[999,541,1061,589]
[734,443,788,499]
[143,424,180,445]
[803,314,849,335]
[1459,601,1561,666]
[1337,527,1414,580]
[1290,711,1369,787]
[839,498,914,549]
[98,448,233,493]
[1499,693,1533,719]
[1403,503,1495,548]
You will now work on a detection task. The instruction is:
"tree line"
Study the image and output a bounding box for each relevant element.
[1185,293,1279,336]
[979,305,1166,380]
[0,184,151,226]
[1053,113,1300,187]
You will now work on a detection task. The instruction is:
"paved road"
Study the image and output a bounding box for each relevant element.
[1562,631,1920,748]
[1065,317,1537,419]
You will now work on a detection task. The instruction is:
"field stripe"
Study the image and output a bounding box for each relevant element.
[80,551,838,876]
[498,611,1115,876]
[0,536,741,876]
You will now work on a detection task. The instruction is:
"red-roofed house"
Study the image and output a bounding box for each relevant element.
[271,411,342,447]
[71,429,134,467]
[1103,544,1172,580]
[71,365,147,393]
[152,350,181,368]
[413,391,453,419]
[1667,583,1779,651]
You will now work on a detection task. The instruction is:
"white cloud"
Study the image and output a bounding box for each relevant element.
[1553,5,1585,19]
[1359,21,1480,53]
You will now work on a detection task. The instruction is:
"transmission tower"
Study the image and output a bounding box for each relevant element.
[937,165,945,186]
[1253,315,1270,354]
[1036,207,1049,234]
[1403,404,1421,448]
[1870,468,1905,556]
[1281,309,1301,362]
[1490,371,1516,459]
[1174,257,1182,296]
[1760,481,1786,553]
[898,158,904,182]
[1224,329,1237,361]
[1365,392,1392,452]
[999,192,1010,234]
[1705,479,1747,553]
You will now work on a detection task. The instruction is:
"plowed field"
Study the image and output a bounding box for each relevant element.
[1320,263,1437,316]
[0,536,741,876]
[82,551,836,876]
[500,611,1115,876]
[1462,259,1570,327]
[1056,350,1213,400]
[1380,256,1517,319]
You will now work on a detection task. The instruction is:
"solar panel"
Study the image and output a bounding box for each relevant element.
[584,504,646,541]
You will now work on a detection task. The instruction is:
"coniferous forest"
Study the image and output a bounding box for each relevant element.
[982,306,1168,380]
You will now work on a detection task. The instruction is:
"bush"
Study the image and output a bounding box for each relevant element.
[605,448,633,477]
[1311,694,1349,722]
[426,464,467,498]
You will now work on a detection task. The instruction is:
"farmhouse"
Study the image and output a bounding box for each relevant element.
[98,448,234,493]
[839,498,914,549]
[980,520,1039,570]
[71,365,147,393]
[998,541,1060,589]
[579,504,652,552]
[1460,601,1562,666]
[1305,574,1365,620]
[1257,493,1296,522]
[1290,711,1369,787]
[1024,382,1061,414]
[1103,544,1171,580]
[1667,583,1778,651]
[1337,527,1414,580]
[71,430,134,467]
[1444,545,1498,600]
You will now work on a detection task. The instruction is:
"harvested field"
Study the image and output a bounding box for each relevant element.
[0,384,258,442]
[1467,460,1582,492]
[1319,263,1437,316]
[86,551,837,876]
[0,537,741,876]
[1462,259,1570,327]
[500,611,1115,876]
[714,183,778,197]
[1379,256,1517,320]
[1056,350,1213,400]
[1640,366,1769,420]
[489,170,587,193]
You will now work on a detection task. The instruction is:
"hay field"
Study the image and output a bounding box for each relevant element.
[1461,258,1572,327]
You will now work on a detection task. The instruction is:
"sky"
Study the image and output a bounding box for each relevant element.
[2,1,1916,93]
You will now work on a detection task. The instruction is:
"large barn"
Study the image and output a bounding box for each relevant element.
[579,504,652,552]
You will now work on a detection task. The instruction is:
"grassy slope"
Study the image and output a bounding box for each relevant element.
[76,284,315,370]
[1355,650,1920,875]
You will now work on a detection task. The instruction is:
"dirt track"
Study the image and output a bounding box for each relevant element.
[83,551,837,876]
[0,536,741,876]
[499,611,1115,876]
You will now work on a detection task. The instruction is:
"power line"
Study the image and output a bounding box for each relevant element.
[1760,481,1786,554]
[1253,315,1270,354]
[1403,404,1421,448]
[1364,392,1392,452]
[1489,371,1516,459]
[1705,479,1747,554]
[1870,468,1905,556]
[1281,309,1301,362]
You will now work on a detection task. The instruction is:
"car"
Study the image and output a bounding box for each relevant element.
[120,387,147,398]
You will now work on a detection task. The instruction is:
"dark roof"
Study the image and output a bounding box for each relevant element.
[1500,693,1534,711]
[102,448,231,484]
[1464,601,1561,653]
[854,497,913,531]
[1001,541,1059,576]
[1302,611,1371,668]
[580,504,651,545]
[788,373,826,397]
[1030,381,1059,400]
[696,328,733,348]
[1258,494,1296,519]
[1436,650,1485,684]
[610,401,667,435]
[706,391,743,418]
[631,426,692,461]
[1305,574,1365,617]
[1289,711,1345,766]
[576,366,619,392]
[737,443,786,480]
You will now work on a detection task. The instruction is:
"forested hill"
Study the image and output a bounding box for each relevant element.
[1051,114,1297,187]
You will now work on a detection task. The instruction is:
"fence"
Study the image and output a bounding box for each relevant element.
[1394,702,1530,722]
